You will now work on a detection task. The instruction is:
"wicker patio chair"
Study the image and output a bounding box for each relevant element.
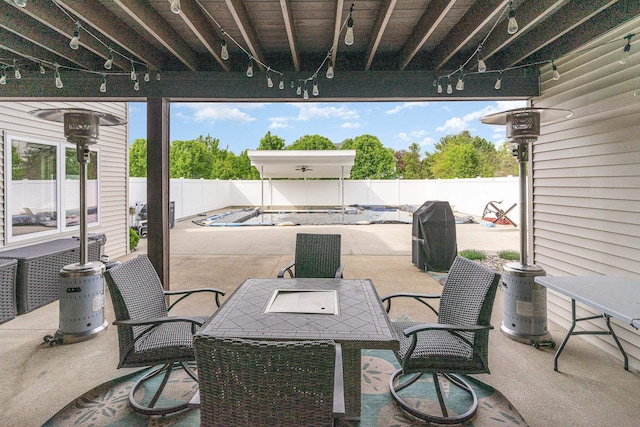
[104,255,225,416]
[277,233,345,278]
[194,336,345,427]
[380,256,501,424]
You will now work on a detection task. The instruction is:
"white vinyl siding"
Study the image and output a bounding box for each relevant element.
[0,101,128,259]
[531,16,640,370]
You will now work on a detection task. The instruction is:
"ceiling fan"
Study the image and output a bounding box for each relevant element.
[295,165,313,173]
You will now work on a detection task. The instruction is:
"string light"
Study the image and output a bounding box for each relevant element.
[446,77,453,94]
[246,59,254,77]
[13,60,21,80]
[54,64,63,89]
[477,46,487,72]
[296,83,302,96]
[130,61,136,80]
[619,34,634,64]
[13,0,26,7]
[437,77,443,93]
[266,69,273,88]
[551,59,560,80]
[345,4,355,46]
[456,73,465,91]
[69,22,81,50]
[507,1,518,35]
[100,74,107,93]
[104,48,113,70]
[170,0,181,14]
[279,76,285,90]
[0,67,6,85]
[303,81,309,99]
[133,80,140,91]
[156,71,161,81]
[144,67,150,82]
[495,71,502,90]
[326,62,334,79]
[312,76,319,96]
[39,64,46,74]
[221,39,229,60]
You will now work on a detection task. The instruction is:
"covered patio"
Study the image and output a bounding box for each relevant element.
[2,219,639,425]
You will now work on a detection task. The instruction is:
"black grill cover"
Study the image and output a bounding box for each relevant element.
[412,201,457,272]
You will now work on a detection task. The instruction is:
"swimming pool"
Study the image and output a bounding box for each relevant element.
[193,206,415,226]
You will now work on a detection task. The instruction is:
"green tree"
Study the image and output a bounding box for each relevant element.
[341,134,396,179]
[129,138,147,177]
[287,134,336,150]
[402,142,423,179]
[170,139,213,178]
[429,142,481,178]
[258,131,285,150]
[493,142,519,176]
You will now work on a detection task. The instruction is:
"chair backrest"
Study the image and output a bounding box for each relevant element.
[104,255,169,364]
[294,233,341,278]
[438,256,501,362]
[195,336,337,427]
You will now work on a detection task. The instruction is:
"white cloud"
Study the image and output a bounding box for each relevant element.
[174,102,265,124]
[435,100,528,133]
[341,122,361,129]
[293,103,359,121]
[268,117,291,129]
[385,102,430,115]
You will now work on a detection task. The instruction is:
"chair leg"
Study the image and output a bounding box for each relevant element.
[129,362,198,416]
[389,369,479,425]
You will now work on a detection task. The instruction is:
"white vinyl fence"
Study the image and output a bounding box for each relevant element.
[130,176,520,222]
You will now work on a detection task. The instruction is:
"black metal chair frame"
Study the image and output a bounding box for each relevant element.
[105,255,225,416]
[381,256,500,425]
[277,233,345,278]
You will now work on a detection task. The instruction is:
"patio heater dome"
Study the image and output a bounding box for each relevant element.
[30,108,126,345]
[481,107,572,348]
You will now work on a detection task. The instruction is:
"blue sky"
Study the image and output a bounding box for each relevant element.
[128,100,527,155]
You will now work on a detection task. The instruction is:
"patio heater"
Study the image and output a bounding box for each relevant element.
[481,108,571,348]
[30,108,126,345]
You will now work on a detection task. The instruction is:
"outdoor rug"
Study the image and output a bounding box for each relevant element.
[44,350,527,426]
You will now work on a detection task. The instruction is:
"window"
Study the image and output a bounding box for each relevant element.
[6,133,100,242]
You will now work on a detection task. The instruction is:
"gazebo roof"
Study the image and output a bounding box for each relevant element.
[247,150,356,179]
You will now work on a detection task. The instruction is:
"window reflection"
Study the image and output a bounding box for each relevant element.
[10,140,58,236]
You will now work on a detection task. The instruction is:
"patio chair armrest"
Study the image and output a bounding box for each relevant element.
[277,261,295,278]
[334,263,345,278]
[403,322,492,337]
[380,292,441,316]
[333,343,345,416]
[165,288,226,310]
[114,316,205,328]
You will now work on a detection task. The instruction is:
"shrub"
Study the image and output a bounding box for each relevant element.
[130,227,140,251]
[459,249,486,260]
[498,250,520,261]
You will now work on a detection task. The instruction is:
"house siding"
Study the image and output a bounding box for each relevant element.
[531,16,640,370]
[0,101,128,259]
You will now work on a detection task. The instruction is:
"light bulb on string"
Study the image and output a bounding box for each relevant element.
[267,74,273,88]
[0,68,6,85]
[456,75,465,91]
[100,74,107,93]
[133,80,140,91]
[507,1,518,35]
[437,78,443,94]
[312,79,319,96]
[296,83,302,96]
[104,49,113,70]
[69,23,81,50]
[130,62,137,80]
[54,65,63,89]
[551,59,560,81]
[156,72,161,81]
[221,39,229,60]
[345,4,354,46]
[170,0,181,14]
[446,78,453,94]
[13,61,20,79]
[144,69,150,82]
[279,76,285,90]
[326,62,334,79]
[13,0,26,7]
[619,34,633,64]
[495,72,502,90]
[39,64,46,74]
[303,82,309,99]
[246,60,254,78]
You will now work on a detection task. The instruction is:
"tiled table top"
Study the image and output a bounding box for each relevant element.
[198,277,399,350]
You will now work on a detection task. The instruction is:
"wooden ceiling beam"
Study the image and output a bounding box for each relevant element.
[492,0,622,69]
[54,0,172,70]
[397,0,458,71]
[279,0,300,71]
[0,9,99,70]
[224,0,265,70]
[431,0,509,70]
[330,0,345,69]
[169,0,229,71]
[364,0,397,71]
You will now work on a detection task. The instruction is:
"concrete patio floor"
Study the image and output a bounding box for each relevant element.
[1,214,639,426]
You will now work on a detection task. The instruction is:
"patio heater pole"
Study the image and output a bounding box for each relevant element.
[481,108,571,348]
[30,108,126,345]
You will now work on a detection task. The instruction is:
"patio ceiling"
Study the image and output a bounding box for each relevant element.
[0,0,638,101]
[247,150,356,179]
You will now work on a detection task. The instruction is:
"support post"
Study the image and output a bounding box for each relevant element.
[146,98,171,290]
